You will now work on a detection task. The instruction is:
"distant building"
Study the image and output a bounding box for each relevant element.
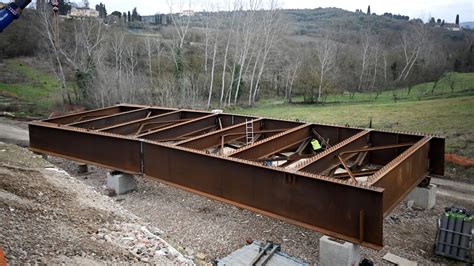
[180,10,195,17]
[142,14,160,25]
[443,23,461,31]
[160,14,170,25]
[69,7,99,19]
[143,14,171,26]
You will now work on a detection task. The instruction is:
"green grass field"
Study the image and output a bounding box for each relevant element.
[0,58,61,115]
[1,58,473,161]
[232,73,474,159]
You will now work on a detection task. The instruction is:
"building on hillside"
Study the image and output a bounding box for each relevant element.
[180,10,195,17]
[160,14,171,25]
[142,14,172,26]
[443,23,461,31]
[69,7,99,19]
[142,14,160,25]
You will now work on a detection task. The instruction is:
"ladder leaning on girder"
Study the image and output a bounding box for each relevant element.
[245,119,255,145]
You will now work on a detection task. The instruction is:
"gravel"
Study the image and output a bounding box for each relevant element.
[0,142,193,264]
[1,122,473,264]
[49,155,474,265]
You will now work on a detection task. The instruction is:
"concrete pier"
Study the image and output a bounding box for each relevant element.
[106,171,136,195]
[319,236,360,266]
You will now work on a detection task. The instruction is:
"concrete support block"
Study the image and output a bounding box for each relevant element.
[319,236,360,266]
[34,152,48,160]
[106,171,136,195]
[77,163,88,174]
[405,184,437,209]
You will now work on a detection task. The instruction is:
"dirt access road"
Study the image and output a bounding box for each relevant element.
[1,117,473,264]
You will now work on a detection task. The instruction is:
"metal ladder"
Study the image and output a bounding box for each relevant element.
[246,119,254,145]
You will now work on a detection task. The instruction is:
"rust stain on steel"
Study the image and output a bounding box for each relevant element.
[229,124,312,160]
[368,137,432,216]
[29,104,446,250]
[29,122,142,174]
[45,105,139,125]
[142,140,384,249]
[178,118,265,150]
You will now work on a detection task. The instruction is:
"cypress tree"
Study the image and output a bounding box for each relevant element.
[367,5,371,15]
[455,14,459,25]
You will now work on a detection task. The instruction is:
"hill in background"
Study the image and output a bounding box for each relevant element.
[461,22,474,29]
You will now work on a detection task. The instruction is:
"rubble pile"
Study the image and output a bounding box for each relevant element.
[94,223,194,264]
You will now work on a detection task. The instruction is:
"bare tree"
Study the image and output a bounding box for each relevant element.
[219,10,237,108]
[168,0,191,49]
[357,32,371,93]
[284,49,302,103]
[314,33,337,103]
[249,2,286,106]
[206,17,221,109]
[396,22,428,82]
[37,6,70,105]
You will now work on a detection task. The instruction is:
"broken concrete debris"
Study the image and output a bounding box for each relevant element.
[93,223,193,264]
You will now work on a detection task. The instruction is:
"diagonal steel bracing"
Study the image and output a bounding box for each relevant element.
[67,107,175,130]
[100,110,208,135]
[28,103,445,250]
[178,118,303,151]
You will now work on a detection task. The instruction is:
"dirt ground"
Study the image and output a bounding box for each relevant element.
[50,157,474,265]
[0,142,192,264]
[1,117,473,264]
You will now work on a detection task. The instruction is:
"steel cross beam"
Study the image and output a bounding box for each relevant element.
[68,108,174,130]
[229,124,312,160]
[138,114,220,141]
[45,105,142,125]
[28,104,445,250]
[100,110,183,135]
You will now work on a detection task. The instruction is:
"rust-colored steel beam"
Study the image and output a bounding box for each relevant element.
[100,110,183,135]
[67,108,175,130]
[142,141,384,249]
[177,118,265,150]
[339,143,414,155]
[101,111,210,136]
[255,154,316,162]
[45,105,142,125]
[296,130,371,174]
[337,155,358,183]
[333,168,381,179]
[28,104,446,250]
[230,124,312,160]
[139,114,219,141]
[29,122,141,174]
[368,137,432,216]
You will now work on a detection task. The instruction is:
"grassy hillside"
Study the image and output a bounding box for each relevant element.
[296,72,474,104]
[285,8,411,37]
[232,73,474,160]
[0,58,61,116]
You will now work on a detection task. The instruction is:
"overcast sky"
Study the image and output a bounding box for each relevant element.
[87,0,473,23]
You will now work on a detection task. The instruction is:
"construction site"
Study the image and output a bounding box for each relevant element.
[0,104,471,265]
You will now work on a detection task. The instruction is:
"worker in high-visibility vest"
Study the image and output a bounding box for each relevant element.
[311,139,322,151]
